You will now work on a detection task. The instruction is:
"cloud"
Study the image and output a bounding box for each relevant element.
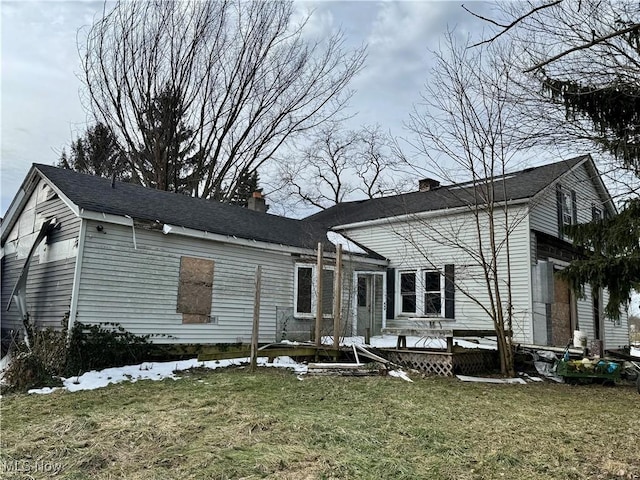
[1,2,97,213]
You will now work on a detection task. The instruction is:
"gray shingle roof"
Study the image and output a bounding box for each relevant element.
[306,156,589,227]
[34,164,380,256]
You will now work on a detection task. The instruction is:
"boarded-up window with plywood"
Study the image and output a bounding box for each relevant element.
[177,256,214,324]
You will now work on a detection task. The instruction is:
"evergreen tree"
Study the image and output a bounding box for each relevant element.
[561,199,640,319]
[132,85,198,193]
[58,122,128,180]
[482,1,640,316]
[229,169,260,207]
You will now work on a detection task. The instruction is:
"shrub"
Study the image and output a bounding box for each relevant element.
[1,328,66,392]
[1,321,153,392]
[64,322,152,376]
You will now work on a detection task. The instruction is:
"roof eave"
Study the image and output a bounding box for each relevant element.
[330,197,531,231]
[1,166,40,245]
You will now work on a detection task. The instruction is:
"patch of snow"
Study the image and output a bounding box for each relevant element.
[0,352,12,374]
[27,356,308,395]
[388,369,413,382]
[326,231,367,255]
[322,335,497,350]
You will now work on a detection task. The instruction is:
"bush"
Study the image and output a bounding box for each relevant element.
[65,322,152,376]
[1,328,66,392]
[1,321,153,392]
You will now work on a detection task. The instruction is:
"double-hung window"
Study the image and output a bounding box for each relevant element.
[400,272,417,314]
[294,264,334,318]
[423,271,442,315]
[556,184,577,239]
[397,268,447,317]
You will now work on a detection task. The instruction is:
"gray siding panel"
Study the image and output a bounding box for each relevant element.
[75,221,296,344]
[1,183,79,333]
[529,163,629,348]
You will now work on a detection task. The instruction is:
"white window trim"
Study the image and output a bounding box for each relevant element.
[560,190,573,229]
[293,263,335,319]
[396,268,445,318]
[592,205,603,221]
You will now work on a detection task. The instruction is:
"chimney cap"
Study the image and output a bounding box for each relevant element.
[252,191,263,199]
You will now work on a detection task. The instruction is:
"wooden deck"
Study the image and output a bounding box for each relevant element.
[381,327,507,352]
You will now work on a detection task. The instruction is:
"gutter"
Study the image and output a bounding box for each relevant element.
[161,223,389,266]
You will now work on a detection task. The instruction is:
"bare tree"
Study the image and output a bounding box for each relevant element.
[401,34,538,376]
[272,122,410,213]
[80,0,366,200]
[467,1,640,195]
[466,1,640,316]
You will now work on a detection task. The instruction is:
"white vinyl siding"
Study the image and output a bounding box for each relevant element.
[602,289,629,349]
[530,162,607,238]
[342,205,532,343]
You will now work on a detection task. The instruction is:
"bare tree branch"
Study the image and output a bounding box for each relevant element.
[465,0,564,47]
[523,22,640,72]
[79,0,366,200]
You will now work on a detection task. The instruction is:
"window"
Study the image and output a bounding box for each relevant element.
[177,256,214,324]
[296,266,313,314]
[592,205,603,221]
[357,276,368,307]
[556,184,577,239]
[294,264,334,318]
[397,269,447,317]
[424,271,442,315]
[400,272,417,314]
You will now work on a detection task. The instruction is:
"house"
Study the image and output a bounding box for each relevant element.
[1,164,387,346]
[307,155,629,351]
[1,156,630,353]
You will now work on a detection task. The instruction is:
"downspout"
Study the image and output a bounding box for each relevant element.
[67,219,88,338]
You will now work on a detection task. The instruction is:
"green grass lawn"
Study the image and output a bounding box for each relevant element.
[1,367,639,479]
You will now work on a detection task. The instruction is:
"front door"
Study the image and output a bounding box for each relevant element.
[550,274,573,346]
[355,273,384,337]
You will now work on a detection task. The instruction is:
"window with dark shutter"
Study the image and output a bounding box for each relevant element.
[556,184,577,238]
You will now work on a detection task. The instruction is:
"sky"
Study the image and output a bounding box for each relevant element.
[0,0,495,215]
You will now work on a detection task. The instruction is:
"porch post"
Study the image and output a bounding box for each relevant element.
[315,243,323,347]
[333,244,343,350]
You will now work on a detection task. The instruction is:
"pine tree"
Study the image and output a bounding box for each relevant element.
[58,123,128,180]
[561,199,640,319]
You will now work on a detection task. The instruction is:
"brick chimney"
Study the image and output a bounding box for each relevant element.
[419,178,440,192]
[247,191,266,213]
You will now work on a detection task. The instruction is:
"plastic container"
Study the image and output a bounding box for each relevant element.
[573,330,587,348]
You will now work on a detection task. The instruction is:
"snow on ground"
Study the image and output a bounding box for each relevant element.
[322,335,498,350]
[22,333,490,395]
[27,356,307,395]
